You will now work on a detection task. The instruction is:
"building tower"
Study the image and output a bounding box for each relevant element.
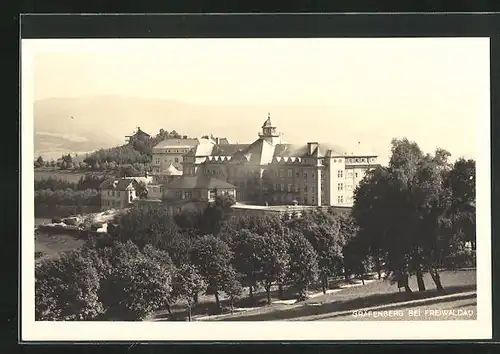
[259,113,281,145]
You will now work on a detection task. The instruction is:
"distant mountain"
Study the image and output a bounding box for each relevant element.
[33,95,390,163]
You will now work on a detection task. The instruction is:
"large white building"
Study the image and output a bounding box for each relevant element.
[148,114,381,208]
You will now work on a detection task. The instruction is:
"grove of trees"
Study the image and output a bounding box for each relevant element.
[35,138,476,321]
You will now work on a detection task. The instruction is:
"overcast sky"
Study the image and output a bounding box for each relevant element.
[25,38,489,164]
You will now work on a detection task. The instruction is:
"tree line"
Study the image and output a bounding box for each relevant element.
[35,138,476,321]
[34,175,108,211]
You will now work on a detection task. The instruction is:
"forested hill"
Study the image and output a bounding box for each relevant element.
[82,129,186,169]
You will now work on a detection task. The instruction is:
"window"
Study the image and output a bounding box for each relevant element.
[312,197,315,204]
[304,185,308,192]
[274,183,278,191]
[355,172,359,178]
[338,183,344,191]
[347,171,353,178]
[347,185,353,191]
[279,169,285,177]
[312,172,315,178]
[337,196,344,204]
[280,183,285,191]
[185,191,192,199]
[287,169,293,177]
[337,170,343,178]
[275,171,279,177]
[117,191,120,197]
[175,191,181,198]
[155,158,160,165]
[362,158,366,163]
[287,184,292,192]
[303,172,307,179]
[296,171,300,177]
[175,158,179,163]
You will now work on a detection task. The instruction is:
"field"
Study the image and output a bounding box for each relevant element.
[35,232,86,258]
[152,269,476,321]
[34,169,112,183]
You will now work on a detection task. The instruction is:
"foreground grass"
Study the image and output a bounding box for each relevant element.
[170,269,475,321]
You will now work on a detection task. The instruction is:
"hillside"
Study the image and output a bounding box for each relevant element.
[33,95,404,165]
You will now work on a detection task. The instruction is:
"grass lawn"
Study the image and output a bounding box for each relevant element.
[35,232,86,258]
[162,269,475,322]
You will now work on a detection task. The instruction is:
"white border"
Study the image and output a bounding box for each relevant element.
[21,38,492,341]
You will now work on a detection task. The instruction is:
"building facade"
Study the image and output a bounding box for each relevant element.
[179,114,380,207]
[151,138,199,172]
[99,176,153,211]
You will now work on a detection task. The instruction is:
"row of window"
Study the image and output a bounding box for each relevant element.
[154,157,180,165]
[106,190,122,197]
[103,200,122,207]
[346,157,376,164]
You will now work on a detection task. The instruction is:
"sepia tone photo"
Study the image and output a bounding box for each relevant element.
[22,37,491,341]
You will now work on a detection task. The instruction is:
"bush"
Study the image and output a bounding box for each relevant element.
[35,250,105,321]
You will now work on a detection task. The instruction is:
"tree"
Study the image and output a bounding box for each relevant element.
[135,181,149,199]
[231,229,263,298]
[258,231,290,304]
[34,156,44,168]
[287,209,348,294]
[35,250,104,321]
[101,249,174,320]
[171,264,206,321]
[286,231,318,301]
[190,235,234,313]
[111,206,180,249]
[221,267,243,313]
[352,138,468,294]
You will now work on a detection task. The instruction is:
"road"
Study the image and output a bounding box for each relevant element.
[319,296,476,321]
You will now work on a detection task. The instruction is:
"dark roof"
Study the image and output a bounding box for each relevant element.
[135,128,150,137]
[212,144,250,156]
[217,138,230,144]
[262,116,274,128]
[99,178,135,191]
[274,143,347,157]
[99,177,140,191]
[165,176,236,190]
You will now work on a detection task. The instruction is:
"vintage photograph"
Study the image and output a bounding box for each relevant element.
[22,37,490,340]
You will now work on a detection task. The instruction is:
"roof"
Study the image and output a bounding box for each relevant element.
[165,176,236,190]
[212,144,250,156]
[152,138,199,151]
[274,143,348,158]
[262,115,274,128]
[160,163,183,176]
[99,178,135,191]
[99,176,152,190]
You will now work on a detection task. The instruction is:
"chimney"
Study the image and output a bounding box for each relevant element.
[183,135,187,139]
[215,137,219,144]
[307,142,319,155]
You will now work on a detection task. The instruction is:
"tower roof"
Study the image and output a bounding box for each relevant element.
[261,113,274,128]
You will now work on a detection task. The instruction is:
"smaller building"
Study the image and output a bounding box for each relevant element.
[99,176,153,211]
[163,175,237,202]
[125,127,151,143]
[151,163,183,185]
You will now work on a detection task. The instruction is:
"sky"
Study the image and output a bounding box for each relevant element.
[24,38,489,164]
